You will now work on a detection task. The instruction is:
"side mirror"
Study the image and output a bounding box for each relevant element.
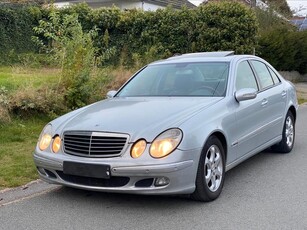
[107,90,117,99]
[235,88,257,102]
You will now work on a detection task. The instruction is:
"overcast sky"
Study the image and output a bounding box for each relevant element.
[287,0,307,16]
[189,0,307,16]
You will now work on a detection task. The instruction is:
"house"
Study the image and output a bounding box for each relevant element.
[290,16,307,31]
[202,0,288,20]
[53,0,196,10]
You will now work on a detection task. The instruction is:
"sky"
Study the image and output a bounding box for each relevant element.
[287,0,307,16]
[189,0,307,16]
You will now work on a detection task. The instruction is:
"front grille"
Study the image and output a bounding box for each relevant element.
[57,171,130,187]
[63,131,129,158]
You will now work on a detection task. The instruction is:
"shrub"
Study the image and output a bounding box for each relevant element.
[115,2,258,64]
[0,86,11,124]
[255,6,307,74]
[32,2,258,68]
[258,29,307,74]
[8,85,67,118]
[33,11,99,109]
[0,4,43,64]
[105,67,135,92]
[0,106,11,124]
[194,2,258,54]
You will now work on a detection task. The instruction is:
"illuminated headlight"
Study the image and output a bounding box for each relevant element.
[52,136,61,153]
[131,139,147,158]
[38,124,53,151]
[150,128,183,158]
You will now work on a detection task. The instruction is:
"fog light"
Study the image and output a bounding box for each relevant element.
[154,177,170,187]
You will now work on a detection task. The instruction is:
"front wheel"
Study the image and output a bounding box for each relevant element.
[191,136,225,202]
[272,111,295,153]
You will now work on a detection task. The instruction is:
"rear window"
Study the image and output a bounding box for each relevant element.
[268,67,281,84]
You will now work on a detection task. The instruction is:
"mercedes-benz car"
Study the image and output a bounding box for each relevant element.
[34,51,298,201]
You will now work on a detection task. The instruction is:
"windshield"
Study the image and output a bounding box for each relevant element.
[117,62,229,97]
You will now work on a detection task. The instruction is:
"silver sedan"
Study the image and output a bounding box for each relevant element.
[34,52,298,201]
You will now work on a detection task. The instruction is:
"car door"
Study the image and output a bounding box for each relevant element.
[233,60,266,159]
[250,60,286,144]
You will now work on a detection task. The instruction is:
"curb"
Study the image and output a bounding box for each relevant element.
[0,179,59,207]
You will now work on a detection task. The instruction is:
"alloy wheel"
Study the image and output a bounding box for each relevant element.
[285,116,294,148]
[204,145,223,192]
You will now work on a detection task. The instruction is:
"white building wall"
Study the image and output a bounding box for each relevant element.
[118,2,165,11]
[54,2,72,8]
[54,0,166,11]
[143,3,165,11]
[118,2,142,9]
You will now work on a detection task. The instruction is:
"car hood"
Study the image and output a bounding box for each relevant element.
[55,97,222,142]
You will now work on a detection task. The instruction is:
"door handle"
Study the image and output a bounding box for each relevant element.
[261,98,268,106]
[281,90,287,98]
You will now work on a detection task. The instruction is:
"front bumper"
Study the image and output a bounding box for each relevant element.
[33,148,200,195]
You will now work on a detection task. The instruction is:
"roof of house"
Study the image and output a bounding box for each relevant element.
[290,17,307,31]
[145,0,196,8]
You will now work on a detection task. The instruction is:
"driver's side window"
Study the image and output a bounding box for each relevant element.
[236,61,259,91]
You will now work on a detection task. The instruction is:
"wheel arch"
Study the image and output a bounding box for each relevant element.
[192,131,228,201]
[208,131,228,162]
[288,106,297,123]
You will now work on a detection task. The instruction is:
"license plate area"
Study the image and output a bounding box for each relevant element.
[63,162,110,179]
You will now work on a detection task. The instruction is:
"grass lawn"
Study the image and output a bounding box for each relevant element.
[0,66,60,90]
[0,116,49,189]
[298,98,307,105]
[0,66,60,189]
[0,65,125,189]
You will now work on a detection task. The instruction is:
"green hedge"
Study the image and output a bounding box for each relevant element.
[258,29,307,74]
[0,4,44,63]
[32,2,258,66]
[4,2,306,74]
[106,2,258,61]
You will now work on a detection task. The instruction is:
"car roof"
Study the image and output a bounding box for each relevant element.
[149,52,257,65]
[169,51,235,59]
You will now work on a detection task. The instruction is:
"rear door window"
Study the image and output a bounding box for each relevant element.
[251,61,274,89]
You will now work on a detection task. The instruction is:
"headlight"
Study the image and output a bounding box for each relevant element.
[150,128,183,158]
[131,139,147,158]
[52,136,61,153]
[38,124,52,151]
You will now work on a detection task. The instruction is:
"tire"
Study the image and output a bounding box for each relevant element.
[272,111,295,153]
[191,136,225,202]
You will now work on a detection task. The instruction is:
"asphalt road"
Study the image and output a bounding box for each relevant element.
[1,105,307,230]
